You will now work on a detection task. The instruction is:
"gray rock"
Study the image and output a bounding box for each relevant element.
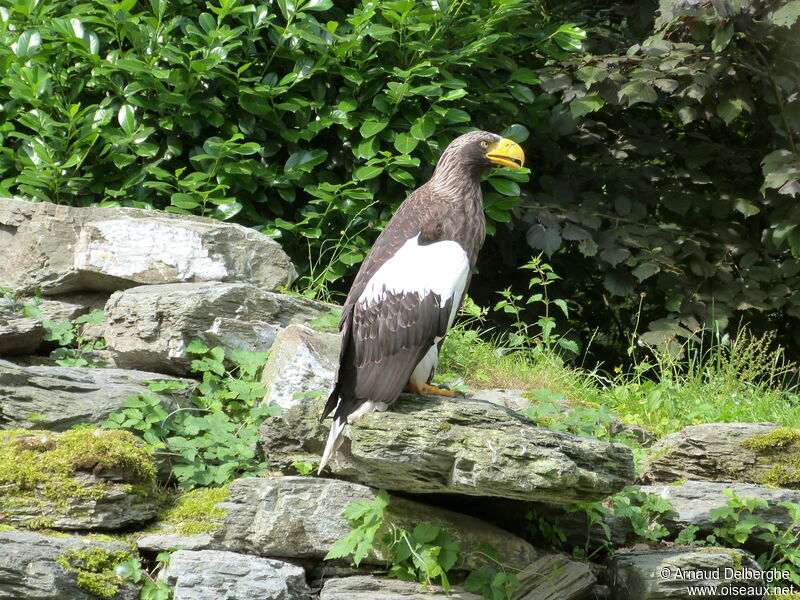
[212,477,537,571]
[159,550,310,600]
[137,533,214,553]
[261,325,340,410]
[103,282,331,374]
[0,197,295,294]
[0,316,45,355]
[515,553,596,600]
[641,480,800,537]
[319,575,481,599]
[35,293,109,323]
[0,359,195,430]
[638,422,791,486]
[606,548,764,599]
[260,393,634,503]
[0,530,138,600]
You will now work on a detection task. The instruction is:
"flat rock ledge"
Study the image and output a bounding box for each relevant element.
[208,476,536,571]
[606,548,766,600]
[158,550,310,600]
[319,575,481,599]
[260,394,634,503]
[0,197,295,294]
[0,360,194,431]
[0,530,138,600]
[638,422,798,486]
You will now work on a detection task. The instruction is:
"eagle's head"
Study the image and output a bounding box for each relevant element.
[433,131,525,180]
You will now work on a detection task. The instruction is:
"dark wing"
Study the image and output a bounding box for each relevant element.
[322,184,465,422]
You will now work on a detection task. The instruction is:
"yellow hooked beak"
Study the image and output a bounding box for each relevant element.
[486,138,525,169]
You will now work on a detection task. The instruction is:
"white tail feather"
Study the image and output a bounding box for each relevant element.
[318,417,346,474]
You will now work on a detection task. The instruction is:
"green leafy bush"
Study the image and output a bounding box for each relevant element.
[0,0,548,298]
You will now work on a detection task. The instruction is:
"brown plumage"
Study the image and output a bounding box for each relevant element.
[318,130,525,472]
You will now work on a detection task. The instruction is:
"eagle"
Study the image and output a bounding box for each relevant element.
[318,130,525,473]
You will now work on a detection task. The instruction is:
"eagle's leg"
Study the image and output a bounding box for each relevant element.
[406,381,458,397]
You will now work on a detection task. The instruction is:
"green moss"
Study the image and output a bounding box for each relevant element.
[742,427,800,451]
[0,428,158,519]
[159,484,229,535]
[56,547,131,598]
[741,427,800,487]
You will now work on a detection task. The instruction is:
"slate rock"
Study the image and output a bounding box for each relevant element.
[260,393,634,503]
[211,476,537,571]
[0,530,138,600]
[0,359,194,431]
[638,422,793,486]
[0,316,45,356]
[103,282,331,374]
[606,548,765,600]
[515,553,596,600]
[35,293,110,323]
[319,575,481,599]
[0,197,295,294]
[260,324,340,410]
[159,550,310,600]
[641,480,800,538]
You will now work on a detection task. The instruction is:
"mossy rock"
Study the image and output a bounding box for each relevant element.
[0,529,138,599]
[640,423,800,488]
[0,427,161,530]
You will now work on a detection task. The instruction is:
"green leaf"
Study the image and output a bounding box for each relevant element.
[570,94,605,118]
[773,1,800,27]
[302,0,333,11]
[359,120,388,138]
[716,98,742,124]
[13,30,42,57]
[353,165,383,180]
[410,117,435,141]
[733,198,760,217]
[118,105,136,136]
[488,178,520,196]
[619,81,658,106]
[393,133,419,155]
[711,24,734,52]
[412,523,440,544]
[285,149,328,171]
[510,85,535,104]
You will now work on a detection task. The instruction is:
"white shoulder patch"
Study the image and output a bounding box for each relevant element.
[358,234,469,312]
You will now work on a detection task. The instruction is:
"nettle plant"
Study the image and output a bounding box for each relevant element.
[325,489,521,600]
[103,340,278,488]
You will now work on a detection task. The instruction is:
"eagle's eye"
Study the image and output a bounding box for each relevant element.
[480,140,489,148]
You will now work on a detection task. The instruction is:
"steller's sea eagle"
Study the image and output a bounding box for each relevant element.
[318,130,525,473]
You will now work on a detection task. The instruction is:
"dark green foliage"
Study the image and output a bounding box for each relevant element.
[507,1,800,359]
[0,0,539,297]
